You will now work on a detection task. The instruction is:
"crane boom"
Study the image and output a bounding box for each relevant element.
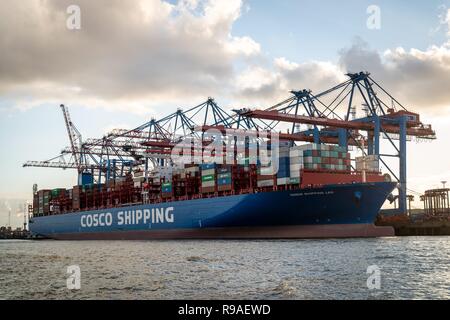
[60,104,83,170]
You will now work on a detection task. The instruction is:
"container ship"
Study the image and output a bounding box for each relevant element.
[26,73,438,239]
[29,143,396,239]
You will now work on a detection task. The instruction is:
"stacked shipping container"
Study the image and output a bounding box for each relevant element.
[302,144,351,171]
[217,165,232,191]
[31,143,359,217]
[200,163,216,193]
[276,146,291,185]
[289,146,304,185]
[356,155,379,172]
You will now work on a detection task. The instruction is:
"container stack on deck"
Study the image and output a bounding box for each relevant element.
[184,164,200,196]
[289,146,304,185]
[161,182,173,198]
[201,163,216,194]
[276,146,291,186]
[217,165,232,192]
[31,143,377,217]
[302,144,351,171]
[356,155,379,173]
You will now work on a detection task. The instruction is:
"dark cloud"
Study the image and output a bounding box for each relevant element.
[0,1,448,114]
[339,37,450,112]
[234,36,450,113]
[0,0,259,109]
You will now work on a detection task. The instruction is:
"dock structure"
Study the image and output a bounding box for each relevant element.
[377,186,450,236]
[420,188,450,216]
[0,226,31,239]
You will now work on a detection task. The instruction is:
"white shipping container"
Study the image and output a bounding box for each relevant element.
[257,180,274,188]
[356,155,379,162]
[290,144,310,151]
[202,168,215,176]
[134,171,144,178]
[277,178,290,185]
[289,149,303,157]
[185,166,200,174]
[356,159,379,171]
[260,166,276,175]
[134,181,142,188]
[289,156,303,165]
[365,155,379,161]
[289,164,303,177]
[202,181,215,188]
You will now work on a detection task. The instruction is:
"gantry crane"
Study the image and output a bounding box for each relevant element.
[237,72,436,214]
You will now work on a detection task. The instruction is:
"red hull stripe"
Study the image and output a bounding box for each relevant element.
[50,224,394,240]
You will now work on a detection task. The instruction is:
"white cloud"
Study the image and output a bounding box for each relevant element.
[339,38,450,113]
[0,0,258,112]
[225,36,261,56]
[1,0,450,116]
[274,57,299,71]
[234,57,346,106]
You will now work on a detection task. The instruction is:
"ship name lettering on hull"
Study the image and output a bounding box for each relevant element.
[80,207,174,228]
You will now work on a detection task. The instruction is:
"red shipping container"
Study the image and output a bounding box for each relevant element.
[201,186,216,193]
[257,175,276,181]
[218,185,232,192]
[301,171,385,187]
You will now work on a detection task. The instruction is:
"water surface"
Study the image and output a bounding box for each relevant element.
[0,237,449,299]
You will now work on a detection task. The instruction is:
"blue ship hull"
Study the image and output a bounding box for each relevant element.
[29,182,396,239]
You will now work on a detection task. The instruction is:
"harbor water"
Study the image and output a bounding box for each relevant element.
[0,237,449,300]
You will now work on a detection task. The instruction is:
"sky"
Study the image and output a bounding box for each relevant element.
[0,0,450,227]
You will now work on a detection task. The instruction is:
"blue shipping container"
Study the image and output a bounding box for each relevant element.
[218,178,232,185]
[200,163,216,170]
[80,172,94,186]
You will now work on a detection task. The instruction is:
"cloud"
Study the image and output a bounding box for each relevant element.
[429,6,449,36]
[338,37,450,113]
[0,0,259,112]
[1,1,449,116]
[234,58,346,107]
[234,34,450,113]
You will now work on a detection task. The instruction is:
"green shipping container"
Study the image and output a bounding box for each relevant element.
[201,174,215,182]
[51,188,65,197]
[313,157,321,164]
[305,163,314,169]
